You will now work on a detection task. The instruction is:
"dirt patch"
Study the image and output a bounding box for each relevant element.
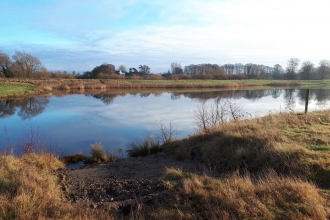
[58,153,209,214]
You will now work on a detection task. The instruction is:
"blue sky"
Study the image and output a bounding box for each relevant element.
[1,0,330,73]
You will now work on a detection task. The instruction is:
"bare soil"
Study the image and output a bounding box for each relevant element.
[58,153,209,214]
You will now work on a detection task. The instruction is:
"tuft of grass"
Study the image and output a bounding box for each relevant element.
[107,150,118,163]
[89,142,107,163]
[127,135,162,157]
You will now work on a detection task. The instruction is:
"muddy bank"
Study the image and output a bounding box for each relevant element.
[58,153,211,214]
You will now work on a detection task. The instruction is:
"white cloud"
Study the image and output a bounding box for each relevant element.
[1,0,330,72]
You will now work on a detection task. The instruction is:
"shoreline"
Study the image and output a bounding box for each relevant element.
[1,78,329,99]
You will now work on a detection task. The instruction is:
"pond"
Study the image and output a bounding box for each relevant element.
[1,88,330,157]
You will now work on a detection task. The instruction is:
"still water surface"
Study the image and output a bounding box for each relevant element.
[1,89,329,156]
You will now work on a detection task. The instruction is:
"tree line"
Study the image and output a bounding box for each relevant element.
[1,50,329,80]
[171,59,330,80]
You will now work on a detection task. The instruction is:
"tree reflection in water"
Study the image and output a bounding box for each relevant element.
[0,97,49,120]
[92,94,115,105]
[284,89,296,111]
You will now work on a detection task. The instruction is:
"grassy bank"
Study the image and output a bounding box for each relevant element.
[162,110,330,187]
[0,82,35,98]
[1,78,330,98]
[0,153,117,219]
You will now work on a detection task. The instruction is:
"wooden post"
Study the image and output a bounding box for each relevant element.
[305,89,310,114]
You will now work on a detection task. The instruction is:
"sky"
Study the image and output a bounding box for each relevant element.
[1,0,330,73]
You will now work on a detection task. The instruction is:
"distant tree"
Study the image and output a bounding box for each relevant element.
[171,63,183,74]
[126,68,139,76]
[138,65,150,75]
[272,64,284,79]
[91,63,115,78]
[0,51,14,77]
[234,63,244,74]
[243,63,253,77]
[12,51,46,78]
[299,61,315,80]
[118,65,127,73]
[317,59,330,80]
[173,67,183,74]
[184,64,224,76]
[286,58,300,80]
[83,71,92,78]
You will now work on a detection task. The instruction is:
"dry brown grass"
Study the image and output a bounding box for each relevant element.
[140,168,328,220]
[165,110,330,188]
[0,78,261,93]
[0,154,115,220]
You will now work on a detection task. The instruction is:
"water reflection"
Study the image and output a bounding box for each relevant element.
[89,89,330,106]
[0,97,49,120]
[92,94,116,105]
[2,89,328,119]
[1,88,330,157]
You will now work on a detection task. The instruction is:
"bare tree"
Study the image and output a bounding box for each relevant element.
[193,101,209,131]
[0,51,13,77]
[12,51,46,78]
[234,63,244,74]
[273,64,284,79]
[317,59,330,80]
[171,62,183,74]
[157,122,177,144]
[299,61,315,80]
[209,98,227,125]
[225,98,245,121]
[286,58,300,80]
[193,98,246,131]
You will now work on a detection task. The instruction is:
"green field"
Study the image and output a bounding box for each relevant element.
[0,82,35,97]
[124,79,330,87]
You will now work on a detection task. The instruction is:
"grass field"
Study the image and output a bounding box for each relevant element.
[126,79,330,87]
[0,82,35,97]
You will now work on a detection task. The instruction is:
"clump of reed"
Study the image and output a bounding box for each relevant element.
[127,135,161,157]
[107,150,118,163]
[89,142,108,163]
